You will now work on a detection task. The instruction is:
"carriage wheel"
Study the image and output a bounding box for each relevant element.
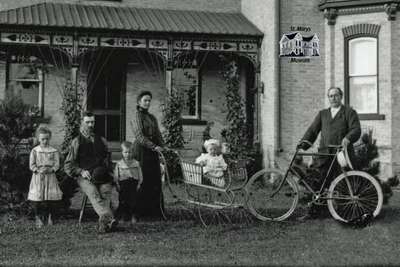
[246,168,299,221]
[161,181,194,221]
[327,171,383,222]
[192,186,230,227]
[194,187,218,227]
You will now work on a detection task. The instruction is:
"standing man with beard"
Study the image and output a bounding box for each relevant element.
[297,87,361,219]
[64,111,117,233]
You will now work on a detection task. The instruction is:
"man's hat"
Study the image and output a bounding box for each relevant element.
[91,166,111,183]
[337,146,356,170]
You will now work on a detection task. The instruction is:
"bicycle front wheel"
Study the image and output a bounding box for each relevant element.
[245,168,299,221]
[327,171,383,222]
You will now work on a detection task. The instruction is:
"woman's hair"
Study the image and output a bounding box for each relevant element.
[36,126,52,138]
[121,141,133,150]
[136,90,152,103]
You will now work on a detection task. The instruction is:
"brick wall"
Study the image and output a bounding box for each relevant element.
[241,0,279,168]
[279,0,325,158]
[41,68,69,148]
[391,14,400,177]
[241,0,325,168]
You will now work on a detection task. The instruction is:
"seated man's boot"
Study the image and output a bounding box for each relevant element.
[98,214,112,233]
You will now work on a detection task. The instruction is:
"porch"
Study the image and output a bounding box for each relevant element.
[0,2,263,158]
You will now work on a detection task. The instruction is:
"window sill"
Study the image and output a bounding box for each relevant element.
[359,114,385,120]
[181,119,208,125]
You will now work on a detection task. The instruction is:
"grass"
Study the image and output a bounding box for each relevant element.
[1,192,400,266]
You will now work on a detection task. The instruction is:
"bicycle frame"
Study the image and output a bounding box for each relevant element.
[272,146,342,200]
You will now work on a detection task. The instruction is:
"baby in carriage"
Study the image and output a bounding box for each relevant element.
[195,139,228,187]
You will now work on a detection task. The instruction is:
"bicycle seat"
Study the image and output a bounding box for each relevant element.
[337,146,354,170]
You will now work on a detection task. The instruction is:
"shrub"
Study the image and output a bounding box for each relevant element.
[354,129,397,204]
[0,96,36,213]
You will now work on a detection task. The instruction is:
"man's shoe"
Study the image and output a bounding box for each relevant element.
[107,219,118,232]
[98,222,107,234]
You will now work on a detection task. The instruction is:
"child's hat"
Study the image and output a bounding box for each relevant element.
[204,139,221,150]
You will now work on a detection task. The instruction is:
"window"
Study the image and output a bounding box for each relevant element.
[172,68,200,119]
[347,37,378,115]
[7,57,44,117]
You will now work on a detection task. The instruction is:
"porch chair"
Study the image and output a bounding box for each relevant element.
[78,194,90,225]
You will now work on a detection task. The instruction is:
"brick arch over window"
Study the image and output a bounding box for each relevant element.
[343,23,384,120]
[342,24,381,38]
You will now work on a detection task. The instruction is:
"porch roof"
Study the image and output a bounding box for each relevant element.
[0,2,263,37]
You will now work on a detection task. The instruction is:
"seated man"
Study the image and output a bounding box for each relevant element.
[297,87,361,219]
[64,111,117,233]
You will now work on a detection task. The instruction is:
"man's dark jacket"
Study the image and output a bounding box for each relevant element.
[301,105,361,150]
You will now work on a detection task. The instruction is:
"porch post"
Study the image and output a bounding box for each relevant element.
[166,67,172,92]
[254,69,261,146]
[166,38,173,93]
[71,32,79,96]
[71,63,79,95]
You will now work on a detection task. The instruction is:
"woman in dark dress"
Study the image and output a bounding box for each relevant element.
[131,91,164,219]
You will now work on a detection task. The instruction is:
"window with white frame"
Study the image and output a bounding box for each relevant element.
[348,37,378,114]
[172,68,199,119]
[7,57,44,117]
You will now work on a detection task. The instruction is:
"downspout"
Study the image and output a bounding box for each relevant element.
[275,0,282,155]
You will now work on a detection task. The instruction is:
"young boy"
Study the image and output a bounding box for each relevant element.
[114,141,143,226]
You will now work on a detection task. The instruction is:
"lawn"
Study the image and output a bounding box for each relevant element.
[1,192,400,266]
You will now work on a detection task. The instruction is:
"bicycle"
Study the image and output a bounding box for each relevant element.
[246,142,383,222]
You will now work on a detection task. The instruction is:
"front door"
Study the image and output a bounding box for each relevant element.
[87,52,126,150]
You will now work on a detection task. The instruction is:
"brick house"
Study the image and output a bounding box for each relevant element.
[0,0,398,179]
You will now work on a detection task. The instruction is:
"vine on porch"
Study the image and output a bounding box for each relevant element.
[161,88,185,182]
[161,88,185,149]
[60,81,84,155]
[58,81,84,208]
[220,55,249,159]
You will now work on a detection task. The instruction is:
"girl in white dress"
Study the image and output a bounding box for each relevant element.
[28,126,62,228]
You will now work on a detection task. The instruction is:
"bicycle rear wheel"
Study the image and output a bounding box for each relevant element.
[245,168,299,221]
[327,171,383,222]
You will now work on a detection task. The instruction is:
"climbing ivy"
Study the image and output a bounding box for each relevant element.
[60,81,84,156]
[220,55,249,159]
[161,88,185,149]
